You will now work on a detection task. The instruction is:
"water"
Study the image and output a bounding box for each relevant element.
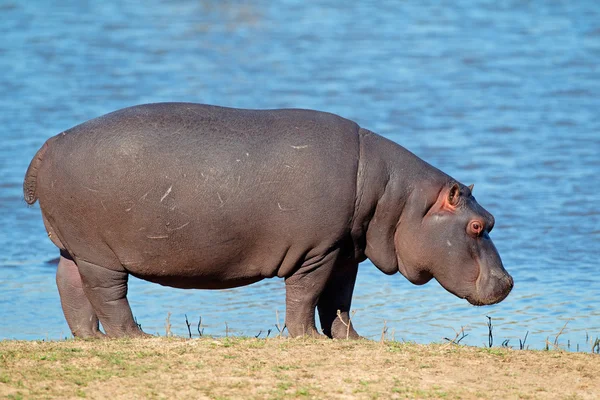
[1,1,598,350]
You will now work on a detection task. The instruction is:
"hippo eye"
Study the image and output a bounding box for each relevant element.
[469,221,484,236]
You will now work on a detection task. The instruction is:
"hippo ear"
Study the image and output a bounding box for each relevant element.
[468,184,474,193]
[447,183,461,207]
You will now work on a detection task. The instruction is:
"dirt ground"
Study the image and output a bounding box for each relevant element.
[0,337,598,399]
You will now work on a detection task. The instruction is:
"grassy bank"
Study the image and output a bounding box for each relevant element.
[0,337,598,399]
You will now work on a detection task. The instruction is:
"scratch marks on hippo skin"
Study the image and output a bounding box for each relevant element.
[147,235,169,240]
[125,190,151,212]
[121,259,144,267]
[160,185,173,202]
[123,186,193,239]
[217,192,229,208]
[277,202,297,212]
[82,185,106,210]
[290,144,309,150]
[146,220,191,239]
[167,221,190,231]
[82,185,99,193]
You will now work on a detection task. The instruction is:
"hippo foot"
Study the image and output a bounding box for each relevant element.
[329,319,361,340]
[106,328,151,339]
[323,310,361,340]
[290,330,328,340]
[285,322,323,339]
[70,330,106,340]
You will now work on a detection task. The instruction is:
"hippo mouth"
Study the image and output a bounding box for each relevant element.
[466,293,506,306]
[467,273,514,306]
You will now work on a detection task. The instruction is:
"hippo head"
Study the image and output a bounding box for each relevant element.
[394,182,513,305]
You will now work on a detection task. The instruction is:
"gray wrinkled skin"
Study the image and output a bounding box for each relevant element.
[24,103,513,339]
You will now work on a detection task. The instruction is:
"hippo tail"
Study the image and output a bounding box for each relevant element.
[23,137,54,205]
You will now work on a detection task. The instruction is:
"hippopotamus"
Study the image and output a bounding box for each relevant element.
[24,103,513,339]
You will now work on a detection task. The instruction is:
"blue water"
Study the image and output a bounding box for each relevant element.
[1,1,598,350]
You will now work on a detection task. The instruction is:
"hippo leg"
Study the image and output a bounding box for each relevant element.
[56,254,104,338]
[284,251,342,338]
[317,261,360,339]
[75,259,145,338]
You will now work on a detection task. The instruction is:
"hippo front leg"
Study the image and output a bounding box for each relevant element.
[56,254,104,338]
[76,259,146,338]
[317,261,360,339]
[284,251,342,338]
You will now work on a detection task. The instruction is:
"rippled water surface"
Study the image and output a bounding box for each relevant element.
[1,1,599,349]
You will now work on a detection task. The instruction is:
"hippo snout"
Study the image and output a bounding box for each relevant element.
[468,270,514,306]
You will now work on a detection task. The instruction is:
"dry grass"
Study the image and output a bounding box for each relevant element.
[0,337,598,399]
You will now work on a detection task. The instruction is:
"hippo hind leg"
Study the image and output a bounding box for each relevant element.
[75,258,146,338]
[56,252,104,338]
[317,260,360,339]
